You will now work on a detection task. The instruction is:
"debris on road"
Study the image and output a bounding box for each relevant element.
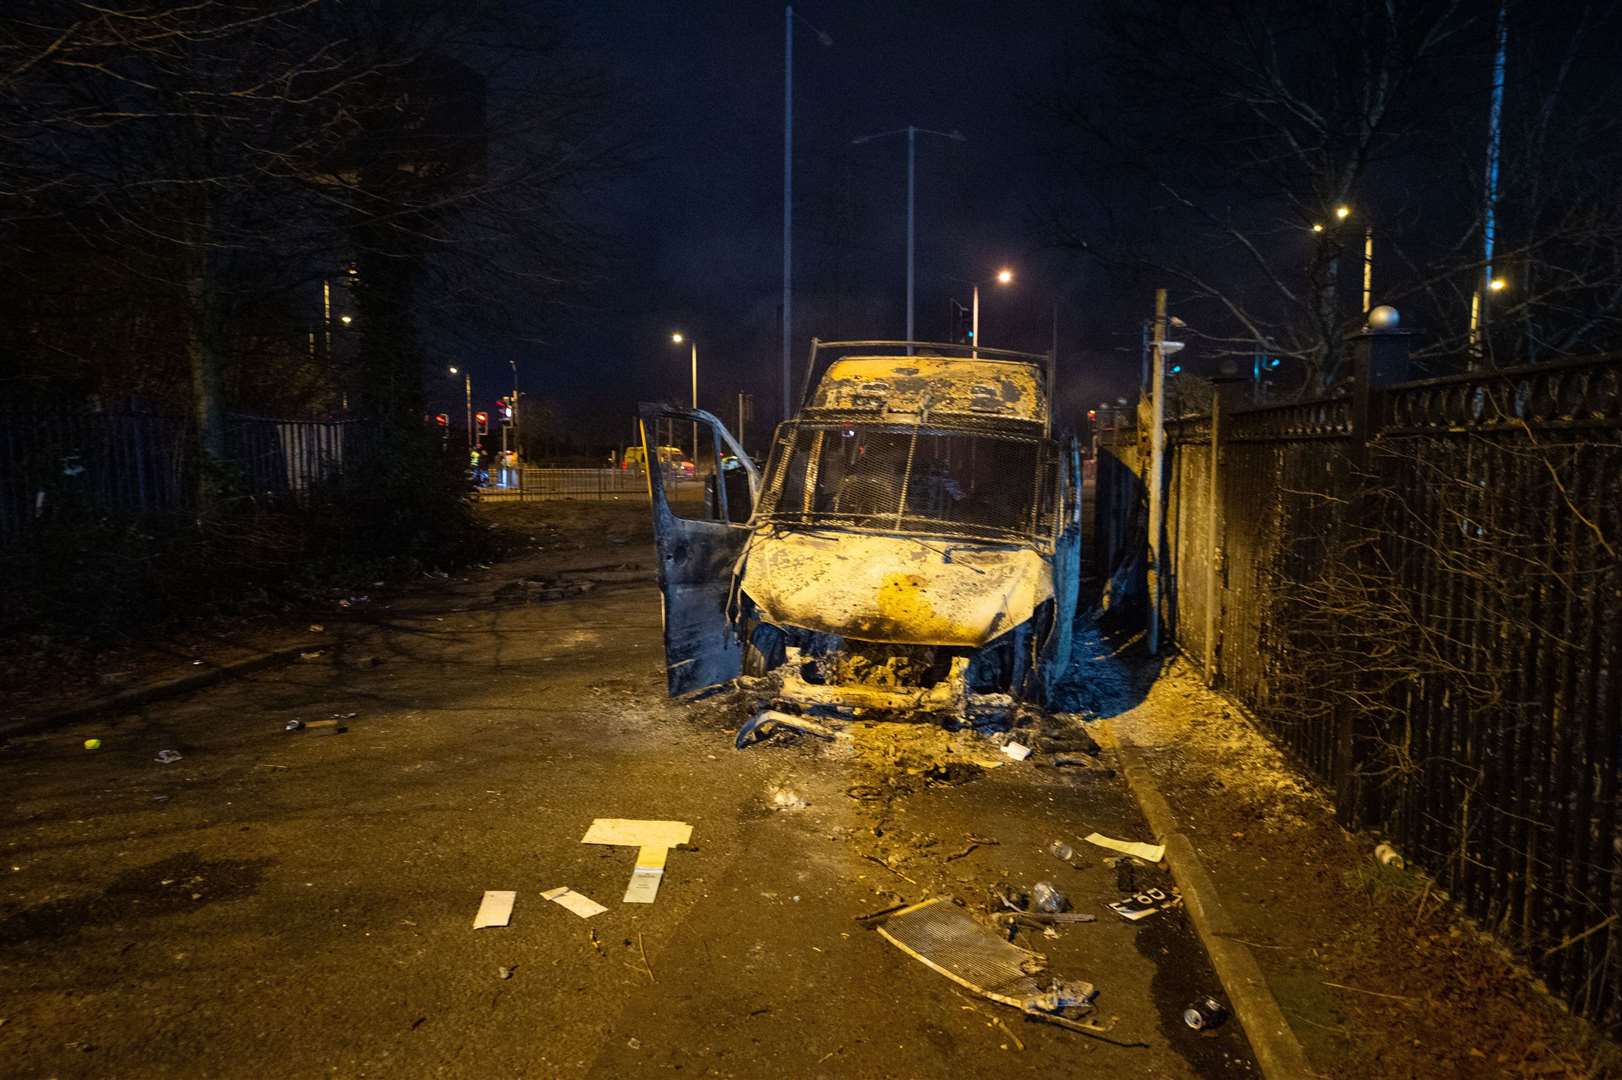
[83,738,101,751]
[943,835,999,862]
[541,886,607,919]
[991,911,1098,931]
[736,709,839,748]
[308,624,324,633]
[1374,842,1405,869]
[1030,881,1071,913]
[873,898,1120,1040]
[1046,839,1079,867]
[580,818,693,904]
[1108,887,1182,922]
[498,965,516,980]
[155,749,182,764]
[1084,832,1165,864]
[1001,741,1032,762]
[473,890,516,929]
[767,784,809,810]
[286,717,347,736]
[1182,995,1230,1031]
[299,651,324,661]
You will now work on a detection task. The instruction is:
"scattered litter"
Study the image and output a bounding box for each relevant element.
[191,660,204,666]
[626,1037,642,1050]
[768,784,809,810]
[1183,995,1230,1031]
[473,890,516,929]
[83,738,101,752]
[154,750,182,764]
[1051,754,1104,770]
[874,898,1121,1040]
[854,901,911,928]
[309,624,325,633]
[331,712,358,720]
[1108,887,1182,922]
[990,882,1030,912]
[992,911,1098,932]
[1031,881,1071,914]
[944,835,999,862]
[1114,857,1137,893]
[862,853,917,885]
[1046,839,1079,866]
[498,965,516,980]
[580,818,692,904]
[875,898,1050,1007]
[541,886,607,919]
[1374,842,1405,869]
[1084,833,1165,864]
[287,718,347,736]
[737,709,839,748]
[299,651,324,661]
[337,596,369,608]
[636,930,655,983]
[1001,741,1032,762]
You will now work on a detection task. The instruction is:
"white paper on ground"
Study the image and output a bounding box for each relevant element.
[1001,741,1032,761]
[1084,832,1166,863]
[624,865,664,904]
[540,886,608,919]
[473,890,516,928]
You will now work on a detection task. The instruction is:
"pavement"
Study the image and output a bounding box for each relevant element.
[0,502,1258,1078]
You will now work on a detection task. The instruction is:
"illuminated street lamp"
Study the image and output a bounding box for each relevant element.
[449,366,472,450]
[671,332,698,459]
[971,266,1015,358]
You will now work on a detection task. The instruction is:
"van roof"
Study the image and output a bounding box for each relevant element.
[810,355,1046,423]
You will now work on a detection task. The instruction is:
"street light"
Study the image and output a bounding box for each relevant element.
[783,5,834,425]
[449,366,472,451]
[671,332,698,459]
[970,267,1015,357]
[852,125,967,354]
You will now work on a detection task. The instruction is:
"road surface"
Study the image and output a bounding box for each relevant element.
[1,502,1256,1078]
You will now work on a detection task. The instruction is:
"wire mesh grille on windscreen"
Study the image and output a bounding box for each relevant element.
[758,423,1056,543]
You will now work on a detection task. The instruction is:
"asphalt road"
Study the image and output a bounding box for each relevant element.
[1,505,1256,1078]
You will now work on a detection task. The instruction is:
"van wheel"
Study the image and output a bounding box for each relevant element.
[740,619,784,678]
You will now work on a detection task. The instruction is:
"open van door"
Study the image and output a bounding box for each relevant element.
[1037,438,1084,703]
[639,404,760,696]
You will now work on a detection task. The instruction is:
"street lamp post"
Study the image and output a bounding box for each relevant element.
[852,125,966,354]
[969,267,1014,357]
[672,332,698,459]
[449,366,472,451]
[784,6,833,425]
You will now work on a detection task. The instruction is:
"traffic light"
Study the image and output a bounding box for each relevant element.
[434,413,449,429]
[475,411,489,436]
[497,397,513,424]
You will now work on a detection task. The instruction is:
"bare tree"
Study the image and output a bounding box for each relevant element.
[1043,1,1622,388]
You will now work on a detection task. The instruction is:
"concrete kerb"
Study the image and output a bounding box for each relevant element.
[1113,738,1320,1080]
[0,644,318,741]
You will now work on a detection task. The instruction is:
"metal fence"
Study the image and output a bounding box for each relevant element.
[1094,350,1622,1031]
[476,465,700,502]
[0,412,369,544]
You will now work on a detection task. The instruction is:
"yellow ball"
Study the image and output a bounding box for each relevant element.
[83,738,102,751]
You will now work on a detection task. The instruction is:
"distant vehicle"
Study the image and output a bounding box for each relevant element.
[639,338,1083,720]
[622,444,695,477]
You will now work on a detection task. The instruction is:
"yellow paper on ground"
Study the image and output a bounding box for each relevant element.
[580,819,693,904]
[580,818,692,848]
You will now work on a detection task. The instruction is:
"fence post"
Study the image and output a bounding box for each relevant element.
[1338,317,1419,823]
[1147,287,1168,654]
[1202,391,1223,686]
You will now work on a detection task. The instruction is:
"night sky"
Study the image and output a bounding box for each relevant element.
[438,1,1127,452]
